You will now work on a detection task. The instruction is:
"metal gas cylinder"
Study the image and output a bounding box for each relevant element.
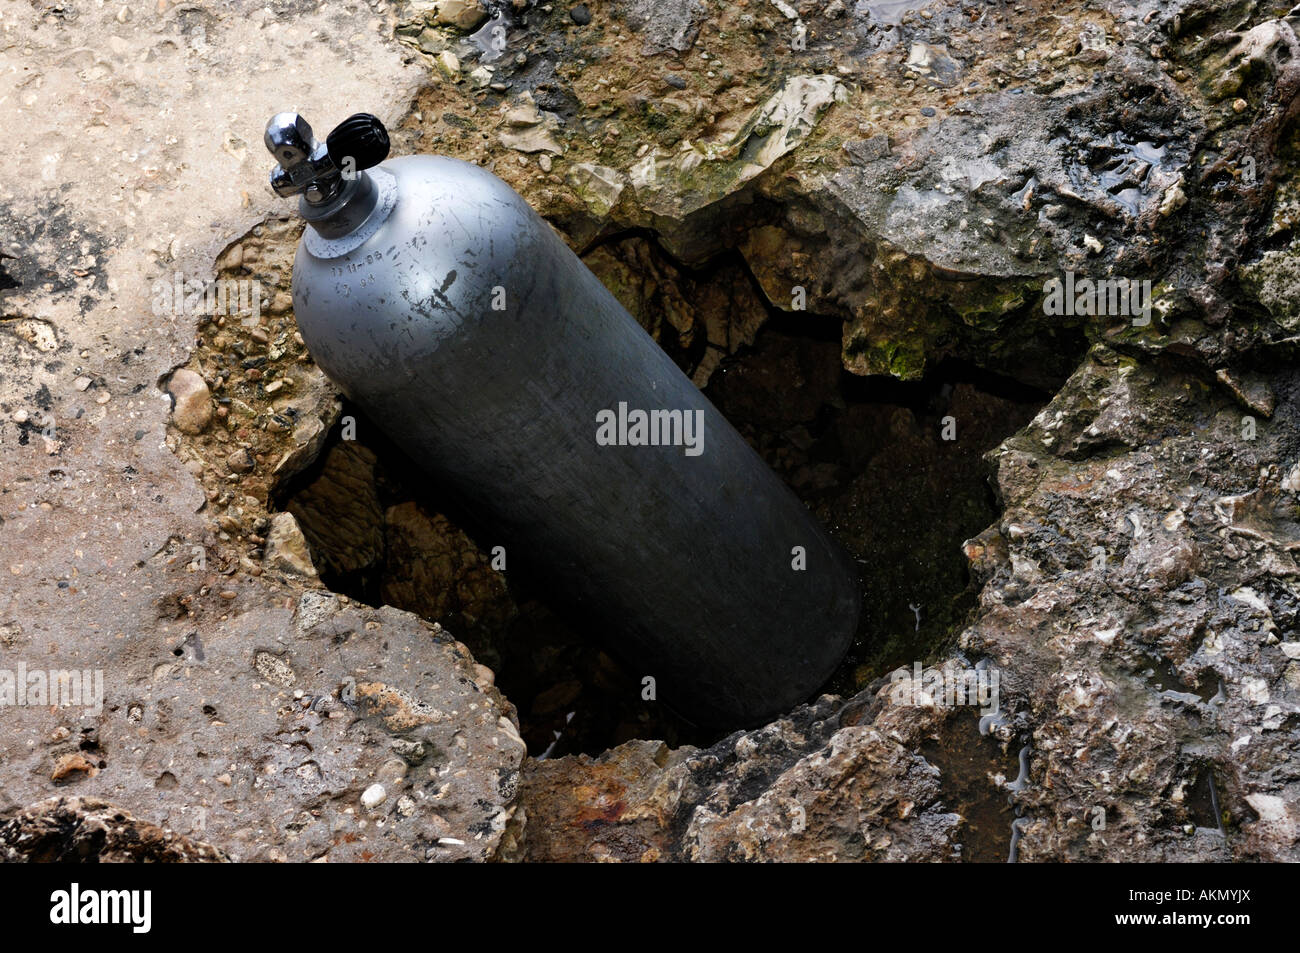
[264,111,861,727]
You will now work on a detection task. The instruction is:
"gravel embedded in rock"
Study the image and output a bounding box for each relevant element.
[361,783,387,810]
[226,448,255,474]
[434,0,488,31]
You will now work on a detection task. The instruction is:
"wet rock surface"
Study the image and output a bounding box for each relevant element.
[5,0,1300,863]
[0,797,227,863]
[956,346,1300,861]
[519,697,964,862]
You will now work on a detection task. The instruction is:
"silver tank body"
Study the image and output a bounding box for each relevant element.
[290,154,861,726]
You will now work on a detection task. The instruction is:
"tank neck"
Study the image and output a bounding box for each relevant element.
[299,170,380,240]
[301,167,399,260]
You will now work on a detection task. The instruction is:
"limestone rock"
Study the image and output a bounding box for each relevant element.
[434,0,487,31]
[166,368,212,434]
[615,0,707,55]
[0,0,522,869]
[582,236,767,386]
[0,797,227,862]
[498,92,564,155]
[264,512,317,578]
[566,163,626,218]
[436,49,462,79]
[518,696,962,862]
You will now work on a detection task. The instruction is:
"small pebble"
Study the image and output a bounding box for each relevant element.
[921,106,936,117]
[362,783,387,810]
[569,4,590,25]
[665,73,687,89]
[226,448,255,473]
[166,368,212,434]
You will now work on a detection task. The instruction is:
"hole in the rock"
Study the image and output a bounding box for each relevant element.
[1186,764,1230,835]
[1142,654,1221,703]
[705,311,1060,701]
[275,292,1072,757]
[920,719,1021,863]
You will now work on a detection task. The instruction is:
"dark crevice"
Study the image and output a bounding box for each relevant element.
[921,717,1020,863]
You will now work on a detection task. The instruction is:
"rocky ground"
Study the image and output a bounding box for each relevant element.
[2,0,1299,861]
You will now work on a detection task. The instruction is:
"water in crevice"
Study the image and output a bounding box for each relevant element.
[921,718,1022,862]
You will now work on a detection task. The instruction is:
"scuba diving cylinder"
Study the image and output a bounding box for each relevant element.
[263,111,861,727]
